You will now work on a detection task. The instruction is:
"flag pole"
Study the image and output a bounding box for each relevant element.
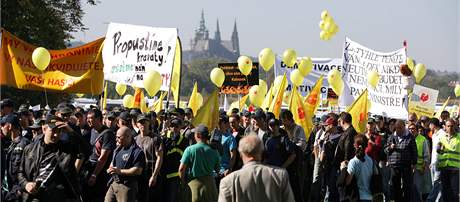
[176,37,183,108]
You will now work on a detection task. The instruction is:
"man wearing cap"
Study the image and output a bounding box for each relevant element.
[28,119,45,142]
[1,114,30,201]
[17,115,84,201]
[82,108,116,202]
[240,110,251,129]
[179,124,220,202]
[162,118,189,202]
[1,99,14,117]
[18,104,33,139]
[437,118,460,202]
[244,108,268,142]
[105,111,119,131]
[117,111,132,129]
[134,114,164,202]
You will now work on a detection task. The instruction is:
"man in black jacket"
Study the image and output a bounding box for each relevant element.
[17,115,85,201]
[384,120,417,202]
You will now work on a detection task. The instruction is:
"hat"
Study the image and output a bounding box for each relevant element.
[118,111,131,122]
[0,99,14,109]
[18,104,30,114]
[322,117,337,126]
[107,111,117,119]
[367,118,375,124]
[170,118,182,128]
[374,115,383,122]
[320,115,329,123]
[242,110,251,117]
[130,109,141,117]
[252,108,265,119]
[184,108,193,115]
[136,114,150,122]
[29,119,45,129]
[429,118,442,128]
[45,115,63,129]
[191,124,210,138]
[268,118,280,127]
[231,108,239,114]
[0,114,20,128]
[420,116,429,122]
[58,106,73,115]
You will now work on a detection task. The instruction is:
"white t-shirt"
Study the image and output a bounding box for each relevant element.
[431,129,447,166]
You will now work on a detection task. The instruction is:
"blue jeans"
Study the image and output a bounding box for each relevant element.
[427,166,442,202]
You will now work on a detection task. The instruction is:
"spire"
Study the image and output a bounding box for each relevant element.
[215,19,221,42]
[231,19,240,56]
[199,9,206,31]
[195,9,209,40]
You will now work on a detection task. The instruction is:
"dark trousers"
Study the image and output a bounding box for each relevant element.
[390,167,413,202]
[440,169,459,202]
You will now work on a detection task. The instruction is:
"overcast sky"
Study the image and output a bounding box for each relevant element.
[74,0,459,72]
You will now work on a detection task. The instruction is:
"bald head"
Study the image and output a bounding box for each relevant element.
[238,135,264,163]
[116,126,133,147]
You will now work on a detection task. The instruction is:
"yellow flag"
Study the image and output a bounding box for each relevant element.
[171,38,182,107]
[239,94,249,111]
[435,96,450,119]
[290,86,312,139]
[304,75,324,115]
[192,89,220,130]
[102,81,108,110]
[132,88,143,109]
[188,82,200,115]
[346,89,370,134]
[151,92,167,113]
[261,84,274,111]
[269,73,287,119]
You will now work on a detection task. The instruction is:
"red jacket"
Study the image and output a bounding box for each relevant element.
[365,132,382,161]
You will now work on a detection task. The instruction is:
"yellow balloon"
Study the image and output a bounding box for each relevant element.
[144,70,162,96]
[367,70,380,88]
[319,20,326,30]
[298,57,313,76]
[123,95,134,108]
[238,56,253,76]
[455,84,460,97]
[196,93,203,108]
[406,57,415,71]
[210,68,225,87]
[249,85,264,107]
[32,47,51,71]
[328,69,344,96]
[414,63,427,84]
[282,49,297,67]
[274,75,284,92]
[258,48,275,72]
[290,69,304,87]
[258,79,268,96]
[115,83,127,96]
[321,10,329,20]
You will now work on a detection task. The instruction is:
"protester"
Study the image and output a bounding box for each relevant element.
[427,118,446,202]
[410,122,431,201]
[17,115,84,201]
[104,126,145,202]
[384,120,417,202]
[280,109,307,151]
[210,115,237,179]
[0,99,15,117]
[320,117,341,202]
[364,118,382,161]
[229,113,245,171]
[218,134,295,202]
[240,110,251,129]
[244,108,268,141]
[437,118,459,202]
[134,114,164,202]
[82,108,116,202]
[179,124,220,202]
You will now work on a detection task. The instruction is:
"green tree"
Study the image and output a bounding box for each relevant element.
[1,0,97,107]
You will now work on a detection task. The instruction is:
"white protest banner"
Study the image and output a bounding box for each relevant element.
[340,37,407,119]
[409,84,438,118]
[102,23,177,90]
[274,57,343,98]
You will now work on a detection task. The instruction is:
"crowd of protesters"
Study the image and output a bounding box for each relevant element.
[1,97,459,202]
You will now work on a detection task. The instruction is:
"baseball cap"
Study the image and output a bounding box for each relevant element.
[118,111,131,122]
[18,104,30,114]
[0,114,21,128]
[184,108,193,115]
[0,99,14,109]
[322,117,337,126]
[136,114,150,122]
[242,110,251,117]
[130,109,141,117]
[45,115,63,129]
[191,124,210,138]
[58,106,73,115]
[29,119,45,129]
[252,108,266,119]
[170,118,182,128]
[107,111,117,119]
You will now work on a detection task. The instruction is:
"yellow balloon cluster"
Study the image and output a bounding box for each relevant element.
[319,10,339,41]
[210,68,225,87]
[123,95,134,108]
[144,70,162,96]
[249,85,264,107]
[455,84,460,97]
[298,57,313,76]
[238,56,253,76]
[414,63,427,84]
[259,48,275,72]
[282,49,297,67]
[367,70,380,88]
[328,69,344,96]
[115,83,127,96]
[32,47,51,71]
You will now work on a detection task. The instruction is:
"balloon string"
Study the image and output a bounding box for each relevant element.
[41,71,49,107]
